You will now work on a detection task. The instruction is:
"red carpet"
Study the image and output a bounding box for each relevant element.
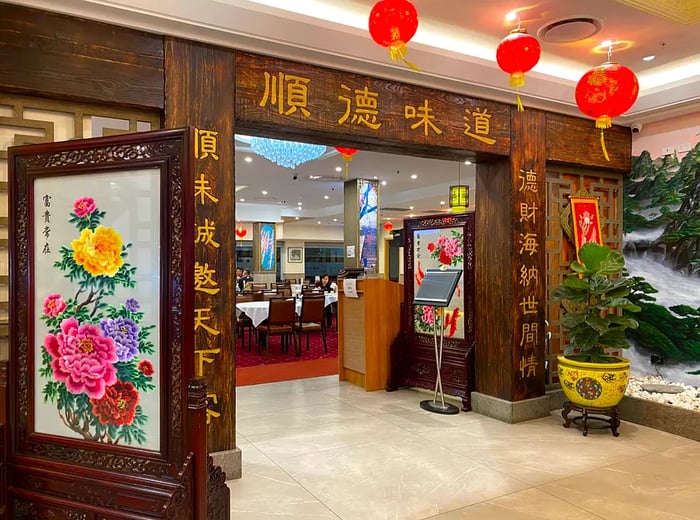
[235,324,338,386]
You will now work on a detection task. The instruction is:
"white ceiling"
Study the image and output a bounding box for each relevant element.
[10,0,700,227]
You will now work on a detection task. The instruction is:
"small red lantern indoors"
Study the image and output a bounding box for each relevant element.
[496,28,541,112]
[335,147,359,179]
[368,0,419,70]
[235,225,247,239]
[384,221,394,232]
[575,61,639,161]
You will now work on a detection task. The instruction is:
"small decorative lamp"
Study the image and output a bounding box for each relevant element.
[368,0,419,70]
[496,28,541,112]
[235,225,247,239]
[449,185,468,213]
[384,220,394,239]
[335,147,359,179]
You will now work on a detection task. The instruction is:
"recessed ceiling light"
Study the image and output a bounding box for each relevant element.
[244,156,252,163]
[324,195,329,199]
[505,11,518,23]
[642,55,655,62]
[464,160,472,165]
[440,200,445,205]
[239,198,245,202]
[317,220,321,224]
[261,190,268,195]
[410,174,417,179]
[333,218,337,222]
[297,201,303,205]
[409,206,414,210]
[381,180,387,186]
[409,214,414,218]
[295,216,299,220]
[335,166,342,172]
[373,176,379,179]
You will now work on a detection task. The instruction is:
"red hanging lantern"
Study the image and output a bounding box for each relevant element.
[235,225,247,239]
[384,221,394,232]
[335,147,359,179]
[496,28,541,112]
[368,0,419,70]
[575,61,639,161]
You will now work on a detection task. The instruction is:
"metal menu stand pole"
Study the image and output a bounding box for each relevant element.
[413,268,462,415]
[420,306,459,414]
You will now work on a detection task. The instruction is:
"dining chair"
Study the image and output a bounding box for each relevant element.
[251,282,267,291]
[256,297,298,360]
[235,293,255,351]
[295,294,327,353]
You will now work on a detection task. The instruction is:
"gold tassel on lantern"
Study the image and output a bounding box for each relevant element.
[389,40,420,71]
[595,115,612,162]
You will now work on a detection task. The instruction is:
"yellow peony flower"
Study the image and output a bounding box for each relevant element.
[71,226,124,277]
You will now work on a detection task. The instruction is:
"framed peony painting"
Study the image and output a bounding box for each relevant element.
[8,127,199,513]
[33,171,162,449]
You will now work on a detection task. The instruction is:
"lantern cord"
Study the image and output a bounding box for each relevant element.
[344,160,349,179]
[600,130,611,162]
[389,43,420,71]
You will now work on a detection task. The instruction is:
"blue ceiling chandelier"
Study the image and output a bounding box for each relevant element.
[249,137,326,169]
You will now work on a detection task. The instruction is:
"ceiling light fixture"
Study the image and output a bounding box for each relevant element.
[642,55,655,61]
[449,161,469,214]
[250,136,326,169]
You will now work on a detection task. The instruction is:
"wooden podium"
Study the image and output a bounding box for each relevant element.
[338,279,403,391]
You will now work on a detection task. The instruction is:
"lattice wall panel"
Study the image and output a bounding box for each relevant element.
[545,166,624,383]
[0,94,160,360]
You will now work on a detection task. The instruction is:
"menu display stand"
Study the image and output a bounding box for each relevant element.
[413,269,462,415]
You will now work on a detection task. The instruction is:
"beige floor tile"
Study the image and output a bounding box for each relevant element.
[275,435,529,520]
[426,488,601,519]
[245,415,417,462]
[538,444,700,520]
[237,400,372,437]
[227,463,341,519]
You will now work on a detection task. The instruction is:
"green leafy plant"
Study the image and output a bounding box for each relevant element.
[552,243,641,363]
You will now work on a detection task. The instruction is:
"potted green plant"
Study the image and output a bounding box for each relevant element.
[552,242,641,409]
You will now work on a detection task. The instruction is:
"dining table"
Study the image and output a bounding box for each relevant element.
[235,293,338,327]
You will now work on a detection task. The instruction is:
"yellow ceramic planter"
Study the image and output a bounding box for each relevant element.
[557,354,630,409]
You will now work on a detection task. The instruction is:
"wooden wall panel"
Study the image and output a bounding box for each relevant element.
[0,4,164,109]
[164,38,236,460]
[546,113,631,171]
[475,159,513,399]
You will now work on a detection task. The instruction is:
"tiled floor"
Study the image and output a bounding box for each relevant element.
[227,376,700,520]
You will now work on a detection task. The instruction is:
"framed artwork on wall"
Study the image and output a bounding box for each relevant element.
[288,247,303,263]
[570,195,603,258]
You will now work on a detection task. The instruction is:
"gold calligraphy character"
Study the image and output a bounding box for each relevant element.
[519,265,538,287]
[206,393,221,424]
[463,108,496,145]
[195,262,221,295]
[519,202,538,224]
[405,100,443,136]
[194,308,221,336]
[194,128,219,161]
[519,322,538,347]
[338,84,382,129]
[194,173,219,205]
[259,71,311,117]
[195,218,220,248]
[518,232,538,256]
[519,295,539,315]
[520,354,537,378]
[194,347,221,376]
[518,169,538,192]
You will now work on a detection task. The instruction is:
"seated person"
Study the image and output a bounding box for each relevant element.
[235,266,244,293]
[240,269,254,291]
[314,273,336,327]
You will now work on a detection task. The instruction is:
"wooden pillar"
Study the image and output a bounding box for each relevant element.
[164,38,238,473]
[475,108,546,408]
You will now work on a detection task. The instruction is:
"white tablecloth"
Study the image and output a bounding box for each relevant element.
[236,293,337,328]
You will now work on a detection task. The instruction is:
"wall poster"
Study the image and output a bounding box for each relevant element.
[358,178,378,271]
[412,226,465,340]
